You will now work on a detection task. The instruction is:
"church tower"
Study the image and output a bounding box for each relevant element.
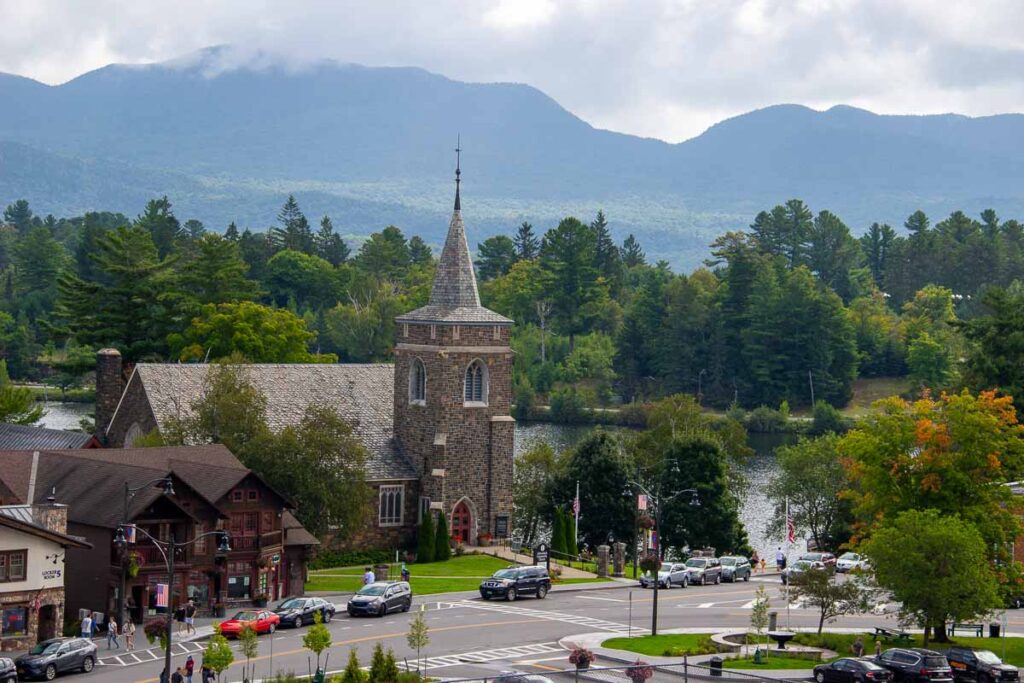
[393,151,515,545]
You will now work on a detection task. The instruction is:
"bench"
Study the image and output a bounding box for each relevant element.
[875,626,912,644]
[951,623,984,637]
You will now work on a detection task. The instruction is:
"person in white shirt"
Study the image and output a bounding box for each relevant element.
[81,613,93,639]
[363,567,376,585]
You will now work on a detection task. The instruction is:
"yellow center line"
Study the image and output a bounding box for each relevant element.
[133,618,546,683]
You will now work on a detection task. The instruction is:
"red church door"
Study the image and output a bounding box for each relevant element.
[452,501,472,543]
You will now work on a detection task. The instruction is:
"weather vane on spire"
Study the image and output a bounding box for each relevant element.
[454,135,462,211]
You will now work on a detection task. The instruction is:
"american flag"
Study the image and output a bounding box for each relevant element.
[572,480,580,516]
[786,511,796,544]
[155,583,168,608]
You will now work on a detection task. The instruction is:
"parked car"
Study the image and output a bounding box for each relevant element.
[874,648,953,683]
[836,553,870,573]
[814,658,894,683]
[640,562,689,589]
[15,637,97,680]
[347,581,413,616]
[480,565,551,601]
[800,551,837,567]
[0,657,16,683]
[945,647,1019,683]
[684,557,722,585]
[782,559,825,585]
[720,556,752,582]
[218,609,281,636]
[273,597,336,627]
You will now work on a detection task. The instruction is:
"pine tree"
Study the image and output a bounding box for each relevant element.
[224,222,240,241]
[382,648,400,682]
[566,509,579,557]
[417,512,435,563]
[621,234,646,267]
[591,210,621,291]
[434,512,452,560]
[135,196,183,259]
[317,215,351,266]
[550,508,565,556]
[368,642,388,683]
[341,648,365,683]
[514,221,539,260]
[409,236,433,266]
[273,195,315,254]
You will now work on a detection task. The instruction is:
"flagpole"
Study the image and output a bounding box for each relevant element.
[574,480,580,551]
[785,497,791,629]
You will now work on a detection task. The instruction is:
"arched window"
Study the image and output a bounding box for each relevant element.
[464,360,487,404]
[409,358,426,404]
[124,422,143,448]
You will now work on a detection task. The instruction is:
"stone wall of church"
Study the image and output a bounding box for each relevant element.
[398,322,511,347]
[104,374,159,448]
[322,480,420,552]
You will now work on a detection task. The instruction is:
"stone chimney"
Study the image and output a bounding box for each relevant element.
[34,489,68,535]
[95,348,123,441]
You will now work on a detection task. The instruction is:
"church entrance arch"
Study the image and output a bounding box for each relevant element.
[451,500,473,544]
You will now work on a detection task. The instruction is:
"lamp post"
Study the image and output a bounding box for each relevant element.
[626,480,700,636]
[115,524,231,683]
[120,478,176,627]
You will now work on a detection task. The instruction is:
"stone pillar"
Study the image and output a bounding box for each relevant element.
[612,542,626,577]
[95,348,123,440]
[596,545,610,578]
[33,504,68,535]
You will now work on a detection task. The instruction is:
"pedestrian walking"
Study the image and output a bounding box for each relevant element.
[185,655,195,683]
[171,666,185,683]
[80,612,93,639]
[175,605,186,634]
[751,550,760,572]
[760,558,767,573]
[775,546,786,571]
[400,563,410,582]
[851,636,864,657]
[363,566,375,585]
[874,640,882,657]
[124,618,135,651]
[107,614,119,649]
[201,664,214,683]
[185,600,197,636]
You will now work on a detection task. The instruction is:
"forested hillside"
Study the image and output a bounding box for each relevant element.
[3,194,1023,417]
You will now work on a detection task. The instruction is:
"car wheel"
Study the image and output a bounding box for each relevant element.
[324,610,333,623]
[44,665,56,681]
[682,576,689,588]
[402,600,411,613]
[715,574,721,585]
[744,572,750,582]
[507,587,517,602]
[378,604,387,618]
[537,584,548,599]
[82,656,94,673]
[815,671,825,683]
[979,674,991,683]
[665,579,672,589]
[268,623,276,634]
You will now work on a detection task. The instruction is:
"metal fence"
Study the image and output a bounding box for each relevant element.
[436,661,809,683]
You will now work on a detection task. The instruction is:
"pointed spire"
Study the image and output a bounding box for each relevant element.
[454,136,461,211]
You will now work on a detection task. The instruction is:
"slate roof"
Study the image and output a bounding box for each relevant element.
[0,506,91,549]
[0,423,95,450]
[123,364,417,481]
[282,510,319,547]
[397,207,511,326]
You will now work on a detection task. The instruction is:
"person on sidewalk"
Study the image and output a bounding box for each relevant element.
[171,666,184,683]
[80,612,93,639]
[107,615,119,649]
[851,636,865,657]
[751,550,760,572]
[201,663,214,683]
[775,547,786,571]
[363,566,375,585]
[174,604,186,634]
[185,600,197,636]
[124,618,135,651]
[185,655,195,683]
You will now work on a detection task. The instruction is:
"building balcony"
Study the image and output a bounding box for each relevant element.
[230,530,283,553]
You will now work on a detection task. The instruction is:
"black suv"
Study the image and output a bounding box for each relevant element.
[875,648,954,683]
[945,647,1020,683]
[274,596,336,627]
[480,565,551,601]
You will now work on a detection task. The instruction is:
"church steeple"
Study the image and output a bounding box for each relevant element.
[454,137,461,211]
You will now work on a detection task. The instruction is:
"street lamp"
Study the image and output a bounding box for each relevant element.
[625,480,700,635]
[119,478,176,627]
[115,518,230,683]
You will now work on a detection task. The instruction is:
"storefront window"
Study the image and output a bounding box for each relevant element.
[187,571,209,606]
[2,607,27,637]
[227,561,251,599]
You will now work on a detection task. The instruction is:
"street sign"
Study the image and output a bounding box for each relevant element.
[495,515,508,538]
[533,542,550,570]
[637,494,647,511]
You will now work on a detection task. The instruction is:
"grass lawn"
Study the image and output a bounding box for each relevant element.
[794,633,1024,667]
[724,655,818,670]
[306,554,605,595]
[602,634,717,657]
[843,377,913,416]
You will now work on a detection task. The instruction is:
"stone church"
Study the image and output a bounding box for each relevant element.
[96,168,515,548]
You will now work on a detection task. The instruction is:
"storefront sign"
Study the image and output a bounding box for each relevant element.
[494,516,508,538]
[42,568,62,580]
[533,543,550,569]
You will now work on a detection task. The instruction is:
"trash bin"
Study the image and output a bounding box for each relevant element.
[990,623,1001,638]
[311,670,325,683]
[710,657,723,677]
[769,611,778,631]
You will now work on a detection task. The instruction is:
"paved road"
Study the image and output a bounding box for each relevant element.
[84,577,1022,683]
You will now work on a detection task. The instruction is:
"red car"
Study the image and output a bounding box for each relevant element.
[218,610,280,637]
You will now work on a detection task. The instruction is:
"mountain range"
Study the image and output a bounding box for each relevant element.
[2,46,1023,267]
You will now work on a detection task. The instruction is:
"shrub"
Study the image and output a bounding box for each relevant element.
[745,405,787,433]
[341,648,366,683]
[811,400,847,434]
[513,383,534,421]
[309,548,394,570]
[434,513,451,562]
[569,648,595,667]
[626,660,654,683]
[725,401,746,423]
[549,387,592,423]
[416,513,435,564]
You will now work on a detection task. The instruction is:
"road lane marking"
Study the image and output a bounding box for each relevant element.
[698,603,715,608]
[575,595,628,603]
[452,599,648,635]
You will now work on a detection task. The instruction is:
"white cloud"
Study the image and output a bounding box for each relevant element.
[0,0,1021,142]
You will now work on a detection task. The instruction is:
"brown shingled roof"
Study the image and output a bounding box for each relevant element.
[282,510,319,547]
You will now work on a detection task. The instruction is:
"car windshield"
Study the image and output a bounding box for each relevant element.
[659,563,673,572]
[839,553,859,561]
[231,612,258,621]
[801,553,822,561]
[720,558,738,566]
[279,599,306,609]
[685,559,707,568]
[794,560,814,570]
[493,569,521,579]
[358,584,388,596]
[923,657,949,668]
[28,642,61,656]
[975,651,1001,664]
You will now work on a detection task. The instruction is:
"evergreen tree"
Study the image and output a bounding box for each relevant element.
[273,195,316,254]
[224,222,240,241]
[514,222,539,260]
[592,210,622,292]
[356,226,412,280]
[434,512,452,561]
[475,235,517,280]
[417,512,435,563]
[2,200,33,234]
[177,234,261,307]
[183,219,206,240]
[806,210,863,301]
[341,648,365,683]
[860,222,896,286]
[135,196,183,259]
[368,642,388,683]
[550,508,565,555]
[316,215,351,266]
[905,209,930,235]
[408,236,433,267]
[540,217,604,347]
[780,199,813,268]
[621,234,646,267]
[566,509,579,556]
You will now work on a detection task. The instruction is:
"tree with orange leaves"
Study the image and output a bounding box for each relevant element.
[840,390,1024,560]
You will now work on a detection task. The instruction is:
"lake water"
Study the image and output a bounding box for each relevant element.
[39,403,799,557]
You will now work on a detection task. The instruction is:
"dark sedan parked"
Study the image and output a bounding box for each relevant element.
[347,581,412,617]
[274,597,336,627]
[815,658,894,683]
[0,657,16,683]
[480,566,551,601]
[945,647,1020,683]
[16,638,97,680]
[875,648,954,683]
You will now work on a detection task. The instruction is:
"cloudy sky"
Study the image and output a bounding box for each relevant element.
[2,0,1022,142]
